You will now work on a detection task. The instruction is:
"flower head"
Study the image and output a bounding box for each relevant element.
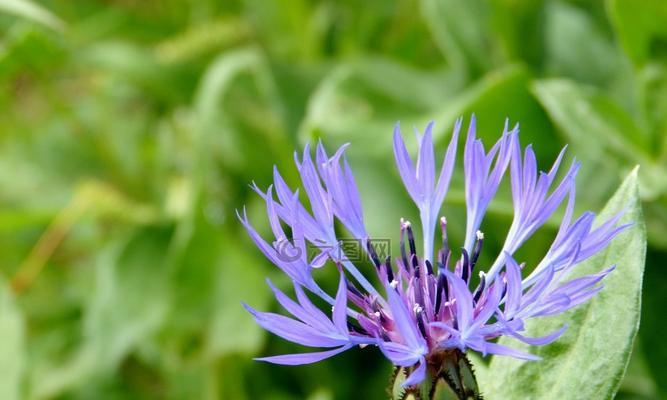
[240,116,629,387]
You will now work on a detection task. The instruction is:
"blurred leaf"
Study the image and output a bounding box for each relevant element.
[420,0,498,76]
[607,0,667,64]
[0,0,65,31]
[240,0,318,60]
[194,47,290,176]
[532,78,648,158]
[532,78,667,201]
[154,18,253,64]
[488,0,546,69]
[301,57,465,153]
[206,234,270,356]
[79,41,191,105]
[31,227,173,398]
[0,24,67,80]
[482,168,645,399]
[431,66,560,162]
[636,63,667,156]
[0,277,25,400]
[82,227,172,367]
[544,1,625,87]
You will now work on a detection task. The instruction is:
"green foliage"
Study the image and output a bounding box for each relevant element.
[0,0,663,398]
[0,278,24,400]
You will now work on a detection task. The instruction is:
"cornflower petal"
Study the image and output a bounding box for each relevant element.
[481,342,540,361]
[385,283,427,353]
[255,344,354,365]
[393,120,460,260]
[402,360,427,387]
[463,116,516,253]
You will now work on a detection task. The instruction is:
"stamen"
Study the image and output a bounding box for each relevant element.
[440,216,450,256]
[389,280,398,289]
[435,261,449,314]
[413,273,425,309]
[400,218,410,268]
[472,272,486,303]
[425,259,434,275]
[470,230,484,274]
[366,240,382,271]
[415,308,428,338]
[405,221,418,262]
[500,273,508,299]
[439,248,451,273]
[384,256,395,283]
[461,248,471,283]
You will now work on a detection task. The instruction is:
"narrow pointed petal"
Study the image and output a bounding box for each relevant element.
[256,344,353,365]
[483,342,541,360]
[333,271,349,332]
[402,359,427,387]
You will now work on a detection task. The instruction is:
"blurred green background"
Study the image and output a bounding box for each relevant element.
[0,0,666,398]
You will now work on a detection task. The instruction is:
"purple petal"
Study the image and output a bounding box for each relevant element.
[243,304,346,347]
[483,342,540,360]
[402,359,427,387]
[503,255,523,318]
[266,279,334,333]
[255,344,353,365]
[444,270,474,330]
[393,123,419,202]
[385,284,426,351]
[332,271,349,332]
[378,341,423,366]
[510,325,567,346]
[417,122,435,199]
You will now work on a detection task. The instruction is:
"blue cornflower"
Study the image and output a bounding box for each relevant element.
[240,116,629,391]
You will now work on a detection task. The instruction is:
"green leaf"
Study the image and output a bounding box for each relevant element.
[0,278,25,400]
[607,0,667,64]
[532,78,667,202]
[205,238,269,356]
[30,227,173,398]
[300,57,463,155]
[79,41,191,105]
[488,0,546,68]
[82,227,172,369]
[420,0,498,76]
[543,1,625,87]
[193,47,291,176]
[636,64,667,157]
[0,0,65,31]
[532,78,649,161]
[482,168,645,399]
